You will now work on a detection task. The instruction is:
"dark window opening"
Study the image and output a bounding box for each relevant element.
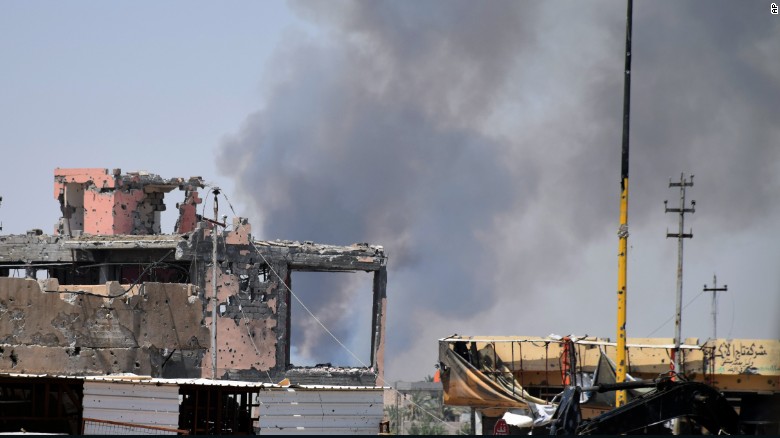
[62,183,85,235]
[119,262,189,284]
[258,265,269,283]
[48,264,100,285]
[239,274,250,292]
[47,260,190,286]
[238,264,269,300]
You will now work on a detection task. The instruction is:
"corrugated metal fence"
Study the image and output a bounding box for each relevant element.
[65,376,386,435]
[258,388,384,435]
[82,381,181,433]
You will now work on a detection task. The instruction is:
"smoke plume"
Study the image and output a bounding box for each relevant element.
[218,1,780,379]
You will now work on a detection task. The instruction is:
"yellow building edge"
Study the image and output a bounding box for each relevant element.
[439,336,779,393]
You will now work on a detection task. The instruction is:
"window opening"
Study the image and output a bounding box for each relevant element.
[288,271,373,368]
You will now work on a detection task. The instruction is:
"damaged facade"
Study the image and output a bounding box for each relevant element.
[0,168,387,386]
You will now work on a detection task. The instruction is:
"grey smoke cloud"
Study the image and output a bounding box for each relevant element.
[218,1,780,378]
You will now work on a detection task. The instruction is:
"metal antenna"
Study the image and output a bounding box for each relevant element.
[665,173,695,376]
[703,275,727,340]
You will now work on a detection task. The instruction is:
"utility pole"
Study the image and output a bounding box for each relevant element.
[211,188,221,380]
[703,275,727,340]
[615,0,633,408]
[665,173,695,376]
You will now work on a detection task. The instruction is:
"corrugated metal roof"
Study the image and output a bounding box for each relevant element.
[0,372,84,380]
[574,339,701,349]
[0,373,387,391]
[281,384,388,391]
[439,336,703,350]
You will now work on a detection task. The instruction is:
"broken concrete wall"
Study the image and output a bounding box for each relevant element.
[194,220,281,379]
[62,183,85,233]
[4,165,388,386]
[86,187,146,235]
[177,221,387,384]
[0,277,208,377]
[371,266,388,381]
[200,261,278,378]
[174,190,202,234]
[55,168,119,235]
[54,168,204,236]
[0,226,387,385]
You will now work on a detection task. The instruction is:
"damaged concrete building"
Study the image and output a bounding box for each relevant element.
[0,168,388,386]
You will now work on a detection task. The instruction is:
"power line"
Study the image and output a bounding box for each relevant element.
[646,290,705,337]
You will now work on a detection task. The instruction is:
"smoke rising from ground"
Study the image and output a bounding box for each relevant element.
[218,1,780,379]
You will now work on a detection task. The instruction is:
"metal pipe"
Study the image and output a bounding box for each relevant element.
[583,379,657,393]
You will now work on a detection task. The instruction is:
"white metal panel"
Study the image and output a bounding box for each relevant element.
[82,408,178,425]
[296,384,389,391]
[260,402,380,416]
[82,394,176,411]
[259,426,380,435]
[260,389,383,404]
[262,414,380,428]
[258,388,384,435]
[83,381,180,430]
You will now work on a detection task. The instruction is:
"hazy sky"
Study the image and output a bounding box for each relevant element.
[2,1,779,381]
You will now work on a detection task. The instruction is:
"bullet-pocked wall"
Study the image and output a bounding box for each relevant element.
[53,168,205,236]
[0,278,208,376]
[179,218,388,384]
[0,168,388,386]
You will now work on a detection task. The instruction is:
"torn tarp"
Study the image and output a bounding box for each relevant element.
[439,342,549,409]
